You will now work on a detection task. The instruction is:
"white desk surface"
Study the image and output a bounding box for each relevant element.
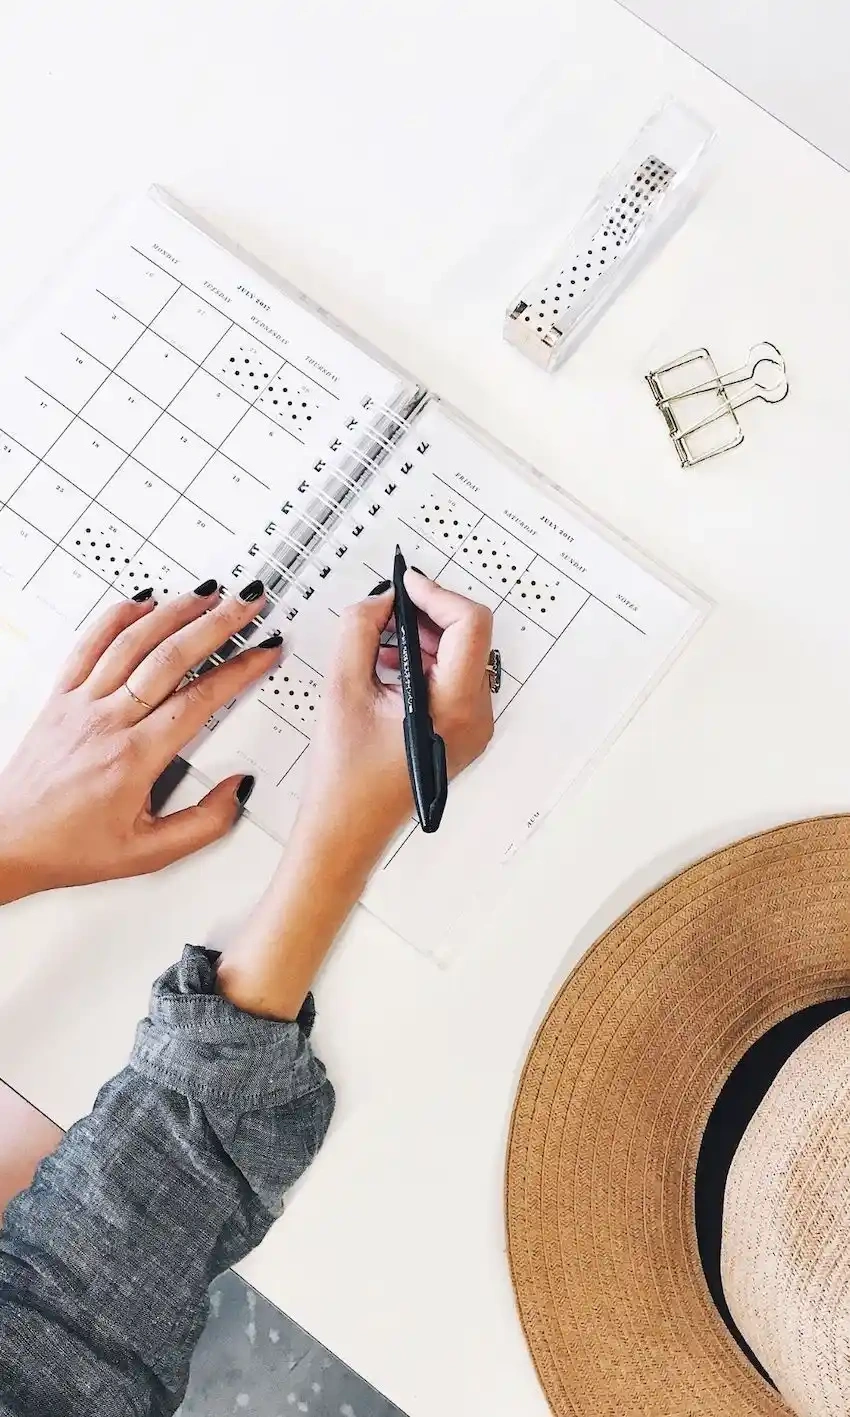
[1,2,849,1414]
[619,0,850,173]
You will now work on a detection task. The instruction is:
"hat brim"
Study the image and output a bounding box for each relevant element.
[506,816,850,1415]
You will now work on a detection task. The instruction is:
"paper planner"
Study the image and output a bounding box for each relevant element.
[0,188,707,962]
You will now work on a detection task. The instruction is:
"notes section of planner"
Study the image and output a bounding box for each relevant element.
[0,189,419,630]
[190,402,705,961]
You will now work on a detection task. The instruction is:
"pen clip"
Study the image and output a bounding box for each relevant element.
[424,733,447,834]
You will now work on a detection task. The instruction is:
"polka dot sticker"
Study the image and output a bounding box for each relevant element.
[257,366,333,440]
[260,656,323,734]
[457,520,534,593]
[506,555,589,635]
[406,483,479,551]
[207,330,283,400]
[61,504,144,582]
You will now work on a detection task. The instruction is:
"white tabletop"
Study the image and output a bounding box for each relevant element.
[619,0,850,172]
[2,2,850,1414]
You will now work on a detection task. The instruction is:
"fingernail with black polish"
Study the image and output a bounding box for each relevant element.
[369,579,392,596]
[235,774,255,807]
[411,566,424,575]
[239,579,264,602]
[193,577,218,597]
[132,587,155,602]
[257,632,283,650]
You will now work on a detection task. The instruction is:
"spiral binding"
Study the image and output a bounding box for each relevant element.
[202,387,427,667]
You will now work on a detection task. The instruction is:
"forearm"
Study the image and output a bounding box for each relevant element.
[217,804,396,1020]
[0,947,334,1417]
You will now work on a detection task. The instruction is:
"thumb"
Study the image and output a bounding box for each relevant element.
[331,588,394,689]
[137,774,250,871]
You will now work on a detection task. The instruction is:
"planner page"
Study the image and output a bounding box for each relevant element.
[0,188,421,626]
[188,401,706,962]
[0,189,706,964]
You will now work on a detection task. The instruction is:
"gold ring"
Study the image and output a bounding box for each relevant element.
[487,648,502,694]
[123,682,155,712]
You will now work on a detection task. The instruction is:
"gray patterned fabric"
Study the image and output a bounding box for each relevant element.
[0,946,335,1417]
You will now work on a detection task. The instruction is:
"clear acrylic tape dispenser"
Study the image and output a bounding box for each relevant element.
[504,99,716,372]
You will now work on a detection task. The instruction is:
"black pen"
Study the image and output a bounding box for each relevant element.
[392,545,447,833]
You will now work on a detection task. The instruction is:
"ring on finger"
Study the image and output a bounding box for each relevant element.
[487,648,502,695]
[123,681,157,713]
[116,580,266,713]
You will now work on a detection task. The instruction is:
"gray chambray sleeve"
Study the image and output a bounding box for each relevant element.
[0,945,335,1417]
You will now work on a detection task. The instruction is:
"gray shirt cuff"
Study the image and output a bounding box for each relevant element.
[132,945,322,1107]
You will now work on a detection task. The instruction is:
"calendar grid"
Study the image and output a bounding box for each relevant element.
[129,246,343,401]
[3,284,178,514]
[82,287,327,493]
[93,287,323,447]
[72,322,221,525]
[0,493,193,613]
[95,317,310,464]
[101,281,339,455]
[56,329,270,494]
[129,318,246,568]
[33,264,363,610]
[1,418,232,545]
[395,453,599,643]
[426,468,646,636]
[33,345,272,495]
[2,259,364,617]
[15,283,184,595]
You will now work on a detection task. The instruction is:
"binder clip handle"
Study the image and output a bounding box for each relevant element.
[718,342,788,408]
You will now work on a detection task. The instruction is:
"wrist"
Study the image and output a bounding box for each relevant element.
[0,858,37,907]
[216,797,402,1021]
[0,827,43,906]
[293,785,408,876]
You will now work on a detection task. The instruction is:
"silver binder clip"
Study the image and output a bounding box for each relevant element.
[645,342,789,468]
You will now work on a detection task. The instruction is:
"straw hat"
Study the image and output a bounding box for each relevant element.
[505,815,850,1416]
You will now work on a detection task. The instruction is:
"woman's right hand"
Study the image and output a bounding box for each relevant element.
[217,572,494,1018]
[299,568,495,857]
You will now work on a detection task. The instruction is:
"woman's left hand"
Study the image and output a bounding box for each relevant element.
[0,581,282,904]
